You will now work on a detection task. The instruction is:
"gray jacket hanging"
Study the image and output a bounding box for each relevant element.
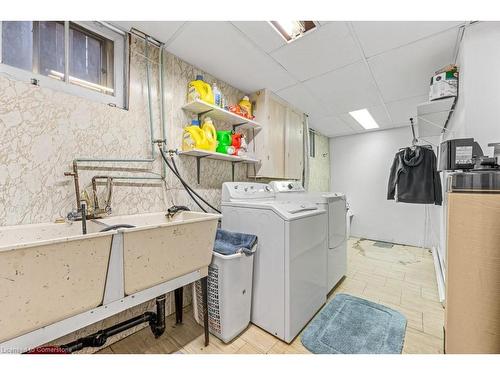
[387,146,442,205]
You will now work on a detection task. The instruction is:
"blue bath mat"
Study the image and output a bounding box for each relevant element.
[301,294,407,354]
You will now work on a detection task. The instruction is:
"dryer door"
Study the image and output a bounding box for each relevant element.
[328,197,347,249]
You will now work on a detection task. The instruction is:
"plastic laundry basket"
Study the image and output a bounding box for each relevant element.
[193,245,256,343]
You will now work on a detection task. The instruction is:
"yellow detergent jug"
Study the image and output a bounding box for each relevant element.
[182,120,209,151]
[202,117,217,152]
[238,95,252,117]
[187,75,214,104]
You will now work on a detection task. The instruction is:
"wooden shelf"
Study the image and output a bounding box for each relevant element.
[179,149,259,164]
[182,99,261,131]
[179,149,260,183]
[416,97,456,137]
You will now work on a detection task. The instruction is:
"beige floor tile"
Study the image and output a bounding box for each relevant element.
[109,327,181,354]
[97,237,443,355]
[372,266,405,281]
[403,327,444,354]
[239,324,279,353]
[334,276,367,296]
[382,302,424,332]
[268,338,310,354]
[363,284,401,305]
[401,288,444,315]
[96,346,114,354]
[352,271,387,287]
[422,311,445,339]
[421,286,440,301]
[235,342,265,354]
[182,334,226,354]
[182,333,247,354]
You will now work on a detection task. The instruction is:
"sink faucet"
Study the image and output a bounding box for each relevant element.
[92,176,114,217]
[64,160,114,220]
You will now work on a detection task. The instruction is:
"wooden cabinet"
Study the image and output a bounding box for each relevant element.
[285,108,304,180]
[445,192,500,354]
[248,89,304,179]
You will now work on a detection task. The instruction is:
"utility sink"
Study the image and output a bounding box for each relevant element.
[94,211,220,295]
[0,221,116,342]
[0,211,220,344]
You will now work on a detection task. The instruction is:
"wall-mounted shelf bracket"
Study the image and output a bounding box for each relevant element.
[197,109,214,123]
[232,122,249,131]
[195,155,209,184]
[231,161,243,181]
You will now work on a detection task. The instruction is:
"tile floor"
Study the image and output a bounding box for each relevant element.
[97,238,445,354]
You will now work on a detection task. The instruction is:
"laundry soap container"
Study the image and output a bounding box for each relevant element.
[193,229,257,343]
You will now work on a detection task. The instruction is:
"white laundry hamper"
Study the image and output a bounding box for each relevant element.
[193,245,256,343]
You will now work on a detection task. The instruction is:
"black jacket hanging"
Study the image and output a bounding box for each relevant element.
[387,146,442,205]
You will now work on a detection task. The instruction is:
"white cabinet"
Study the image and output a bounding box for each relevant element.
[248,89,305,180]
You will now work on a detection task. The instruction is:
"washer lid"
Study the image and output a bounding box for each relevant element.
[222,200,325,220]
[274,191,346,203]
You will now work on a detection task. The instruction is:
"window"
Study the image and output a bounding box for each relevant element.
[309,129,316,158]
[0,21,126,107]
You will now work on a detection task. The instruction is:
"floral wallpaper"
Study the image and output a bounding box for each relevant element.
[0,34,252,352]
[308,132,331,192]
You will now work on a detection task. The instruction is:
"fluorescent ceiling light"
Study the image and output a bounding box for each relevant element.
[277,21,303,38]
[269,21,316,42]
[349,109,379,130]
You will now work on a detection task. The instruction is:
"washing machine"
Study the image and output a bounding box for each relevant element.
[269,180,347,293]
[221,182,327,343]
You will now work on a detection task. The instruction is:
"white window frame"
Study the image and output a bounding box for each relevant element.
[0,21,128,108]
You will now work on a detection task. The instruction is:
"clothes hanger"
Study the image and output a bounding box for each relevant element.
[398,118,434,151]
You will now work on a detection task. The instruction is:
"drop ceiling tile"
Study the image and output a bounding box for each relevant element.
[270,22,362,81]
[339,105,392,132]
[110,21,185,44]
[166,21,297,93]
[368,27,459,103]
[352,21,464,57]
[385,94,428,125]
[303,61,384,115]
[276,83,329,118]
[231,21,286,53]
[310,115,356,137]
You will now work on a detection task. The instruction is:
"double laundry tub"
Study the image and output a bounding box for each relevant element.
[0,211,219,343]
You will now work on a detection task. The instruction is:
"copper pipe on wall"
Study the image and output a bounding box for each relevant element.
[64,160,81,211]
[91,176,114,216]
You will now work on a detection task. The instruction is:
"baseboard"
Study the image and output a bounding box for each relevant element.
[431,246,446,304]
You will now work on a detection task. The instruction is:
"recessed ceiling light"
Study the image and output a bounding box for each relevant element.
[349,109,379,130]
[269,21,317,42]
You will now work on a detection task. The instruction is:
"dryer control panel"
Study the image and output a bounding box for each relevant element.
[222,182,275,201]
[269,180,305,193]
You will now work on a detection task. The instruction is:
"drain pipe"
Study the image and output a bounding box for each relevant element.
[54,295,166,353]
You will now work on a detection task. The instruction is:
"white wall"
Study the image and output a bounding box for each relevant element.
[330,127,440,247]
[446,22,500,150]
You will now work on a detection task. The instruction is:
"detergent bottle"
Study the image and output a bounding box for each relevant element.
[187,75,214,104]
[212,83,222,107]
[238,96,252,118]
[216,130,232,154]
[201,117,217,152]
[182,120,208,151]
